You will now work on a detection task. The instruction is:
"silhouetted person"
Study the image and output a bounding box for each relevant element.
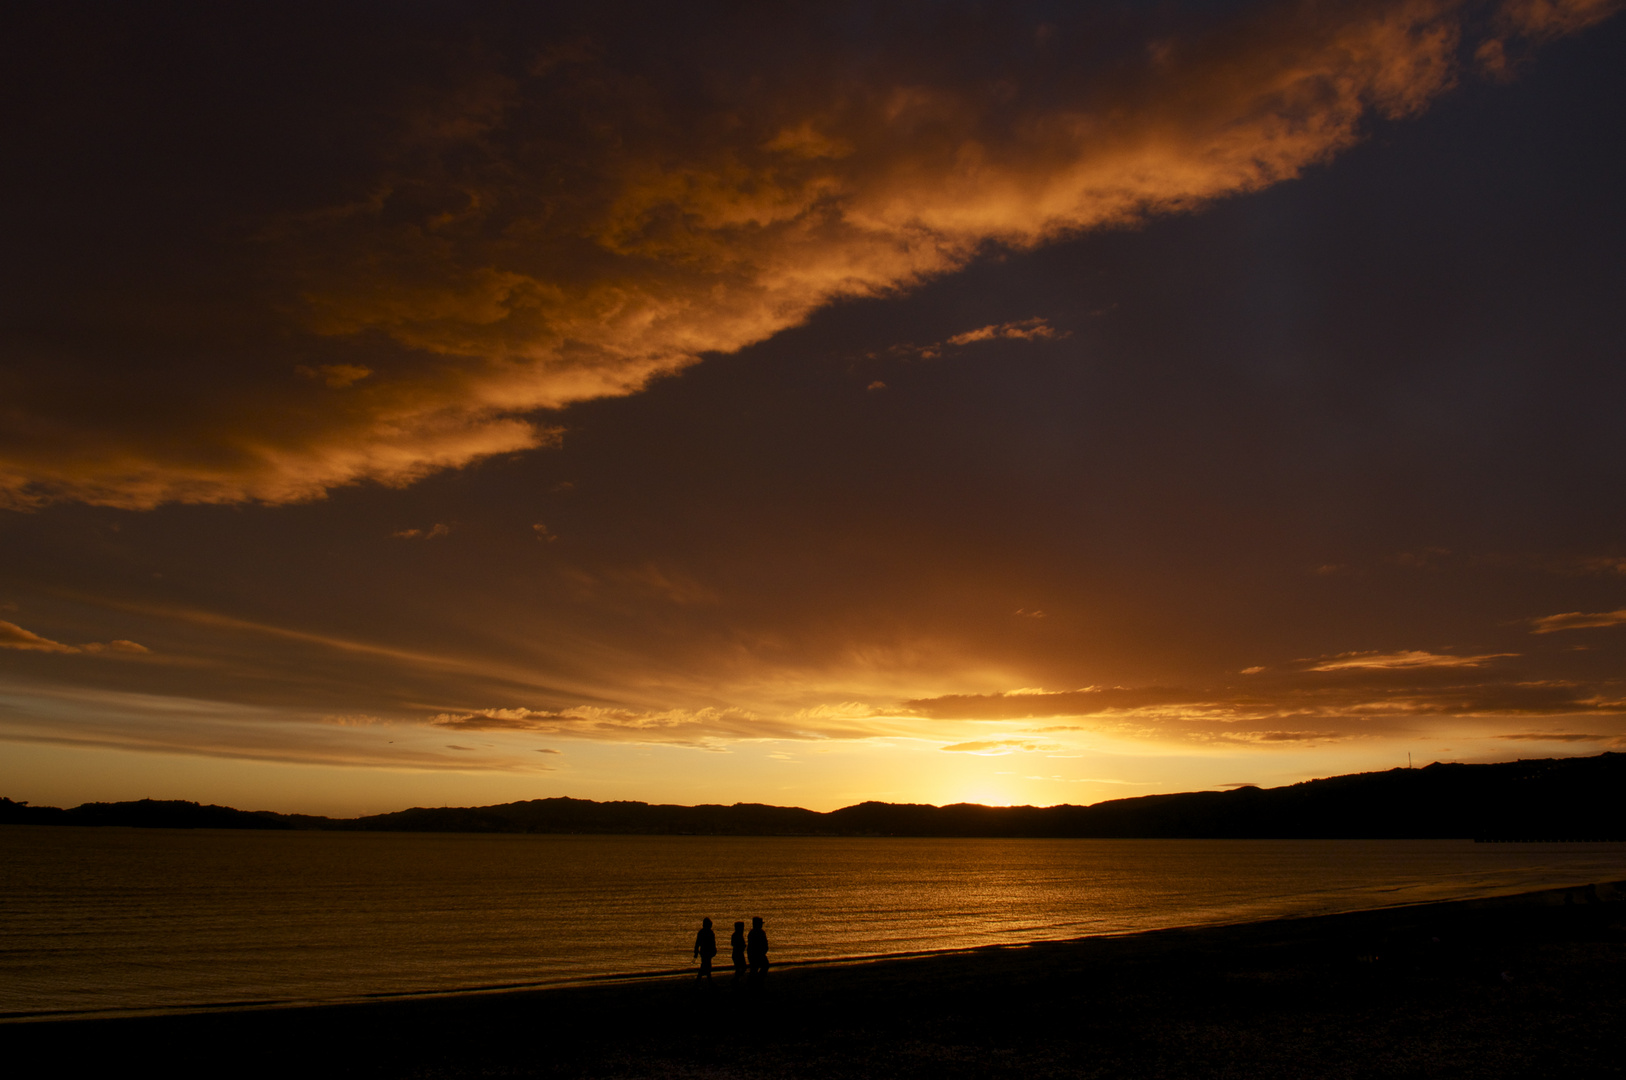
[730,920,747,980]
[693,917,717,980]
[746,916,769,982]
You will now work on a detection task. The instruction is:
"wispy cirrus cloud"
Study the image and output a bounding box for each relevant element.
[0,621,78,654]
[944,318,1068,348]
[4,0,1615,509]
[1214,729,1347,744]
[939,738,1062,755]
[428,703,885,746]
[79,641,151,655]
[902,673,1626,730]
[0,682,540,772]
[1495,731,1612,742]
[906,686,1199,720]
[393,523,452,540]
[0,621,148,656]
[1530,608,1626,633]
[318,714,398,727]
[882,317,1070,360]
[1306,650,1515,670]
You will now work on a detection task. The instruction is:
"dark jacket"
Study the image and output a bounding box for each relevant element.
[694,928,717,959]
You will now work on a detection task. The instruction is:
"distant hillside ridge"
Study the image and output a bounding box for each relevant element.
[3,752,1623,839]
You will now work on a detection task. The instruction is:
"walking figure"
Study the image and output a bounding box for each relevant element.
[746,916,769,982]
[730,920,747,980]
[693,917,717,980]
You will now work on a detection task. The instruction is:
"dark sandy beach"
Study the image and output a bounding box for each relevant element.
[7,881,1625,1079]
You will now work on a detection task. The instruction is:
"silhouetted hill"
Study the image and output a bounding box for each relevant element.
[0,797,297,830]
[345,798,827,835]
[4,753,1623,838]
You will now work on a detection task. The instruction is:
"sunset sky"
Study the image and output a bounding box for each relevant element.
[2,0,1624,816]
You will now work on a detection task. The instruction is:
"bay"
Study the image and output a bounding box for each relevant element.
[2,825,1622,1019]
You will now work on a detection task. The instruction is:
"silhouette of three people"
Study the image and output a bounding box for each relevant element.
[697,916,768,984]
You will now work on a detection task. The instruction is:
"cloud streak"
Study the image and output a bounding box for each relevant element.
[940,738,1062,754]
[0,621,78,654]
[1306,650,1516,670]
[1495,731,1611,741]
[0,682,537,772]
[904,674,1626,728]
[944,319,1068,348]
[428,703,890,746]
[1530,608,1626,633]
[0,621,148,656]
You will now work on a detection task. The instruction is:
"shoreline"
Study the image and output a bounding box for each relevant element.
[7,878,1625,1077]
[6,874,1623,1026]
[6,875,1621,1027]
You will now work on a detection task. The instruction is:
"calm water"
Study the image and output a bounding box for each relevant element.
[2,826,1622,1019]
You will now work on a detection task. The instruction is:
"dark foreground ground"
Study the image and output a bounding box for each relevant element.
[7,881,1625,1079]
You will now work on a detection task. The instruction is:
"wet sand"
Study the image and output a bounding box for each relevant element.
[7,880,1625,1078]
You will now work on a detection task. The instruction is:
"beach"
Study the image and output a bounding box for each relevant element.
[6,880,1623,1078]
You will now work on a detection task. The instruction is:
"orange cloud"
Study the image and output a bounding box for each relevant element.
[939,738,1062,754]
[79,640,150,655]
[427,703,884,746]
[1306,650,1515,670]
[945,319,1067,347]
[1203,729,1348,744]
[865,317,1065,360]
[0,621,78,653]
[393,523,453,540]
[1530,608,1626,633]
[0,683,547,772]
[6,0,1614,509]
[295,0,1468,402]
[908,686,1200,719]
[0,621,149,656]
[1495,731,1610,741]
[903,673,1626,728]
